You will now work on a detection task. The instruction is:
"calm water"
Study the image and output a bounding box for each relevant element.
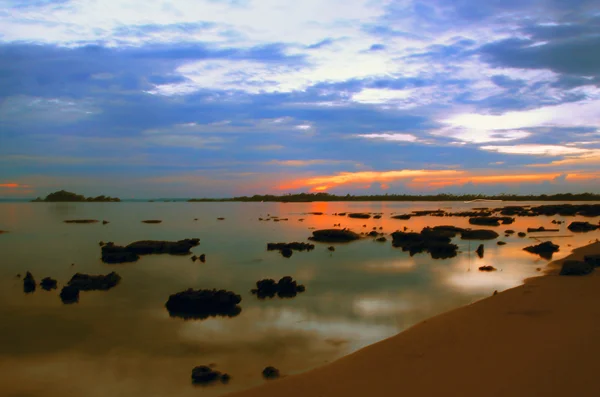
[0,201,598,397]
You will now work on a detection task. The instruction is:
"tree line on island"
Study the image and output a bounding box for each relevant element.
[30,190,600,202]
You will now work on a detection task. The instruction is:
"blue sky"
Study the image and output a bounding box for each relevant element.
[1,0,599,198]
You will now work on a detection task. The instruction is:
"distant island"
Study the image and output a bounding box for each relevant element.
[188,192,600,202]
[32,190,121,202]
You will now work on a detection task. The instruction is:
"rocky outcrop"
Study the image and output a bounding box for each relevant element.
[165,289,242,320]
[469,216,514,226]
[309,229,360,243]
[101,238,200,263]
[40,277,58,291]
[460,229,499,240]
[251,277,306,299]
[523,241,559,259]
[559,260,594,276]
[567,221,599,232]
[262,367,280,379]
[191,366,230,385]
[391,229,458,259]
[23,271,36,293]
[67,272,121,291]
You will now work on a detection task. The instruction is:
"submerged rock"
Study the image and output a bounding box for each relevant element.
[141,220,162,224]
[64,219,99,224]
[60,285,79,304]
[469,216,514,226]
[348,213,371,219]
[101,238,200,263]
[518,232,527,237]
[262,366,280,379]
[309,229,360,243]
[523,241,560,259]
[460,229,499,240]
[23,271,36,293]
[67,272,121,291]
[567,221,599,232]
[165,289,242,320]
[191,366,230,385]
[559,260,594,276]
[267,242,315,256]
[478,266,497,271]
[40,277,58,291]
[251,277,306,299]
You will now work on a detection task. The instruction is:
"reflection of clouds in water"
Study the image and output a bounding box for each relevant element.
[444,270,526,293]
[352,296,414,317]
[361,257,416,273]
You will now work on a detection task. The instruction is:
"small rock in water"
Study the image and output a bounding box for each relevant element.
[262,366,280,379]
[191,366,229,385]
[475,244,484,258]
[478,266,497,271]
[199,254,206,263]
[328,246,335,251]
[60,285,79,304]
[23,271,36,293]
[497,241,507,245]
[191,255,198,262]
[40,277,58,291]
[493,290,498,296]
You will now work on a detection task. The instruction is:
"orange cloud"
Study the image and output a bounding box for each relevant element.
[0,183,30,188]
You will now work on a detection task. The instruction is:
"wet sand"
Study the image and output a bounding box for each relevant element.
[226,240,600,397]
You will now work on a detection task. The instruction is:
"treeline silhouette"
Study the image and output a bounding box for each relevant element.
[188,192,600,202]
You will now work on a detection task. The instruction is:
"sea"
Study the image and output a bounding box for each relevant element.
[0,201,598,397]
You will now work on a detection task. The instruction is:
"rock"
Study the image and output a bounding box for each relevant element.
[141,220,162,224]
[559,260,593,276]
[478,266,496,271]
[505,230,515,234]
[527,227,559,233]
[23,271,36,293]
[497,241,507,245]
[309,229,360,243]
[217,217,225,220]
[567,221,599,232]
[101,244,140,264]
[102,220,109,225]
[431,226,466,237]
[469,217,514,226]
[267,242,315,252]
[262,366,280,379]
[368,231,379,237]
[281,247,293,258]
[64,219,99,224]
[191,255,198,261]
[40,277,58,291]
[165,289,242,320]
[251,277,306,299]
[191,366,230,385]
[99,241,105,246]
[391,214,411,220]
[328,246,335,251]
[102,238,201,263]
[307,212,324,215]
[493,290,498,295]
[348,213,371,219]
[392,229,458,259]
[518,232,527,237]
[523,241,560,259]
[475,244,484,258]
[373,215,382,219]
[460,229,499,240]
[199,254,206,263]
[68,272,121,290]
[584,254,600,267]
[376,237,387,242]
[60,285,79,304]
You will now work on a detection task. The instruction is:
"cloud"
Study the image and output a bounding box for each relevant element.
[356,133,420,142]
[480,144,592,156]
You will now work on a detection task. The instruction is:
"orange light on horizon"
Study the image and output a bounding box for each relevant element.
[0,183,22,188]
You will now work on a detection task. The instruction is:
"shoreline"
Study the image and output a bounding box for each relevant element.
[225,239,600,397]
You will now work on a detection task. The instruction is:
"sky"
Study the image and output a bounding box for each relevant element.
[1,0,600,198]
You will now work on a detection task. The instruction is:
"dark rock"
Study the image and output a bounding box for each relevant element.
[412,210,446,217]
[64,219,99,224]
[391,214,411,220]
[142,220,162,224]
[99,241,105,246]
[280,247,293,258]
[328,246,335,251]
[460,229,499,240]
[267,242,315,252]
[567,221,599,232]
[68,272,121,291]
[475,244,484,258]
[191,255,198,261]
[101,244,140,263]
[527,227,559,233]
[309,229,360,243]
[518,232,527,237]
[199,254,206,263]
[217,217,225,220]
[431,225,466,237]
[505,230,515,234]
[469,216,514,226]
[373,215,382,219]
[368,231,379,237]
[348,213,371,219]
[191,366,229,385]
[102,238,201,263]
[165,289,242,319]
[583,254,600,267]
[523,241,560,259]
[391,229,458,259]
[262,366,280,379]
[60,285,79,304]
[497,241,507,245]
[40,277,58,291]
[376,237,387,242]
[23,271,36,293]
[307,212,324,215]
[559,260,593,276]
[478,266,496,271]
[251,277,306,299]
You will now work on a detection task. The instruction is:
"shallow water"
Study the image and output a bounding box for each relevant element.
[0,201,598,397]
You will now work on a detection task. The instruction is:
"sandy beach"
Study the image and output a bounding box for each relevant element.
[226,240,600,397]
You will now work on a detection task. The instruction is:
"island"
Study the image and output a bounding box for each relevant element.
[31,190,120,202]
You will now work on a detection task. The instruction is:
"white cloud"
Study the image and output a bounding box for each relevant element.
[356,132,419,142]
[481,144,592,156]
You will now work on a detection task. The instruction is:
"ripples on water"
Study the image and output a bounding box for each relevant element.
[0,201,598,397]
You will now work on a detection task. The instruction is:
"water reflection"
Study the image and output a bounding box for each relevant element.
[0,201,598,397]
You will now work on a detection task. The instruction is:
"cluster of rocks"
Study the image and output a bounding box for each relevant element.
[191,254,206,263]
[101,238,200,263]
[496,204,600,217]
[567,221,599,232]
[165,289,242,320]
[391,227,459,259]
[191,366,230,385]
[22,271,121,303]
[251,277,306,299]
[523,241,560,259]
[308,229,360,243]
[267,242,315,258]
